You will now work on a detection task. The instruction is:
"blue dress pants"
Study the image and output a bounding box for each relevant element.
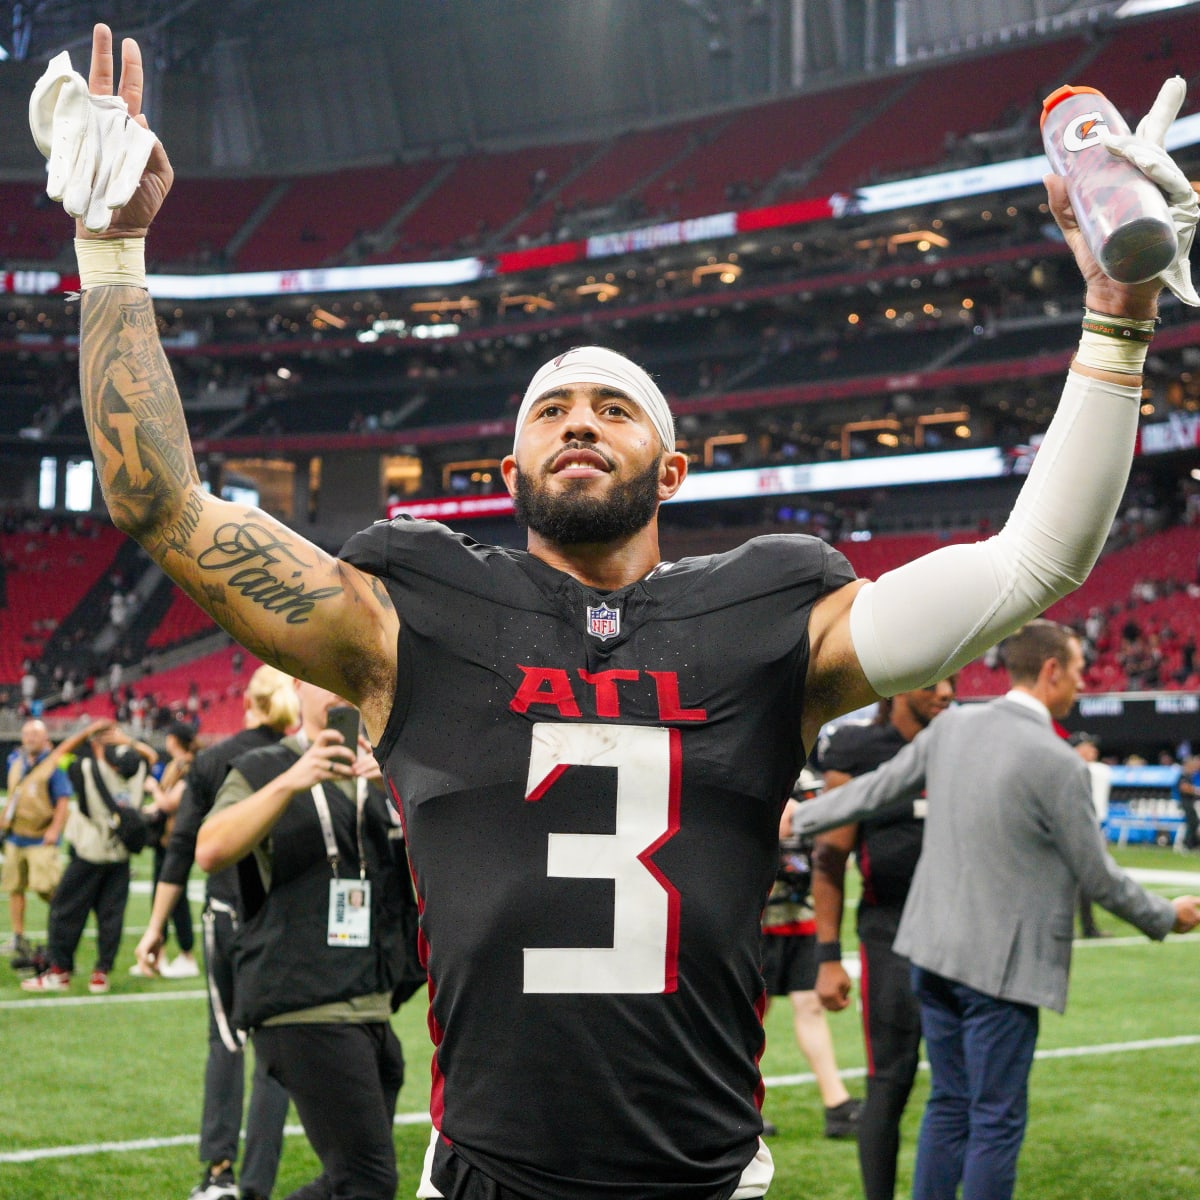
[911,966,1039,1200]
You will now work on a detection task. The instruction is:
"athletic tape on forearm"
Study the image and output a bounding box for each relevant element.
[848,369,1141,695]
[1074,328,1150,374]
[74,237,147,290]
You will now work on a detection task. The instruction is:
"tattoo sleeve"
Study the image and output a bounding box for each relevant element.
[80,287,200,535]
[79,284,398,711]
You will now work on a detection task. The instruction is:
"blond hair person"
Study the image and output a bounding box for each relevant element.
[135,664,298,1200]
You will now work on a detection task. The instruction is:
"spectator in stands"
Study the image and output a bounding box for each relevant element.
[20,666,38,711]
[22,724,156,994]
[2,718,108,959]
[137,667,298,1200]
[793,621,1200,1200]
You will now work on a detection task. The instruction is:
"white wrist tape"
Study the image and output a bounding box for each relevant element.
[849,369,1141,695]
[1074,329,1149,374]
[75,237,148,291]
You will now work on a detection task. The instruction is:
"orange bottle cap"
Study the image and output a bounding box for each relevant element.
[1041,84,1105,129]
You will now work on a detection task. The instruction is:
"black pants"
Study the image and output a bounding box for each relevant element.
[200,903,289,1196]
[1183,794,1200,850]
[152,844,195,953]
[48,855,129,973]
[858,934,922,1200]
[254,1021,404,1200]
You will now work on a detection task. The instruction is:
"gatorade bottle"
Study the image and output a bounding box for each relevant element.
[1041,85,1177,284]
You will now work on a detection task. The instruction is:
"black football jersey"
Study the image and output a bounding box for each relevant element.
[340,518,854,1200]
[817,719,922,941]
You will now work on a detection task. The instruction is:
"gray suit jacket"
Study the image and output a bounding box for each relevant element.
[796,696,1175,1012]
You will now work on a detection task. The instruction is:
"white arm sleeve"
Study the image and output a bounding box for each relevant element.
[849,369,1140,695]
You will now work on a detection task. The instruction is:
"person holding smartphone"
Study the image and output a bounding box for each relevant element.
[196,682,421,1200]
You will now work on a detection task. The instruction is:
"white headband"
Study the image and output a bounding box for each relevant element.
[513,346,675,453]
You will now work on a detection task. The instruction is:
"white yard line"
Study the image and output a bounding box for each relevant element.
[0,989,205,1011]
[1126,866,1200,886]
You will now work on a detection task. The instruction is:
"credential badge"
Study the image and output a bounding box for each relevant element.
[586,603,620,641]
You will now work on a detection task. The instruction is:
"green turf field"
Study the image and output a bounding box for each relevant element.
[1,844,1197,1199]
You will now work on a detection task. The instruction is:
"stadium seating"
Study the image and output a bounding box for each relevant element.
[144,587,218,649]
[507,118,718,245]
[0,521,124,685]
[0,181,71,263]
[388,142,587,260]
[235,161,445,270]
[50,643,260,738]
[148,177,279,270]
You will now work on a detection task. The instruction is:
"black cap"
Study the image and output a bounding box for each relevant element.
[1068,731,1099,749]
[103,743,143,779]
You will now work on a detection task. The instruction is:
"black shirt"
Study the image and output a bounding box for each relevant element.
[341,518,855,1200]
[158,725,285,906]
[817,718,924,942]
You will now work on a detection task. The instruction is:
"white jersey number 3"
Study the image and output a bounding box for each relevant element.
[522,722,681,994]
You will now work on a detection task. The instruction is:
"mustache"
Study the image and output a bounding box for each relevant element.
[542,441,617,474]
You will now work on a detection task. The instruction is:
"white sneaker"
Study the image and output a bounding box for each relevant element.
[161,953,200,979]
[129,962,147,976]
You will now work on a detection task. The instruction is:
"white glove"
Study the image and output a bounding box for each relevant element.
[28,50,157,234]
[1098,76,1200,306]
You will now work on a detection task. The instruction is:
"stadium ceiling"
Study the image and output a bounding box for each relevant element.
[2,0,1159,66]
[2,0,1195,171]
[0,0,265,62]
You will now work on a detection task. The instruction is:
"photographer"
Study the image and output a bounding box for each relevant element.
[22,724,155,994]
[196,682,418,1200]
[136,667,297,1200]
[2,716,111,962]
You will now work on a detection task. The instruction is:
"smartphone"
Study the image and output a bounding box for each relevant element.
[325,705,361,753]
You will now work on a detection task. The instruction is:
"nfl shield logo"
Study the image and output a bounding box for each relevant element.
[586,603,620,641]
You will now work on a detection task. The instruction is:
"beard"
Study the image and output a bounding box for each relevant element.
[513,452,662,547]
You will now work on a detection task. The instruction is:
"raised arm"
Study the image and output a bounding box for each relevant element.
[71,27,398,740]
[195,731,352,874]
[800,90,1197,746]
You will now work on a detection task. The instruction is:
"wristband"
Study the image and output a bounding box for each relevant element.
[74,237,148,291]
[815,940,843,964]
[1081,309,1156,342]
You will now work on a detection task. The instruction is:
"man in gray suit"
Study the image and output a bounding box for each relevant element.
[793,620,1200,1200]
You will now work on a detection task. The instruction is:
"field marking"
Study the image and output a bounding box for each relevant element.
[1126,866,1200,887]
[0,989,205,1011]
[3,1033,1199,1165]
[762,1032,1200,1087]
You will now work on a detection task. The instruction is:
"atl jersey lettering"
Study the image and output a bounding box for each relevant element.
[340,518,854,1200]
[817,720,922,943]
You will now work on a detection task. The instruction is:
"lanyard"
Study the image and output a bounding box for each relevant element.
[310,778,368,882]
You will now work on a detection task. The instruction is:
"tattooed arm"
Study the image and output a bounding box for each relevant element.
[76,27,399,740]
